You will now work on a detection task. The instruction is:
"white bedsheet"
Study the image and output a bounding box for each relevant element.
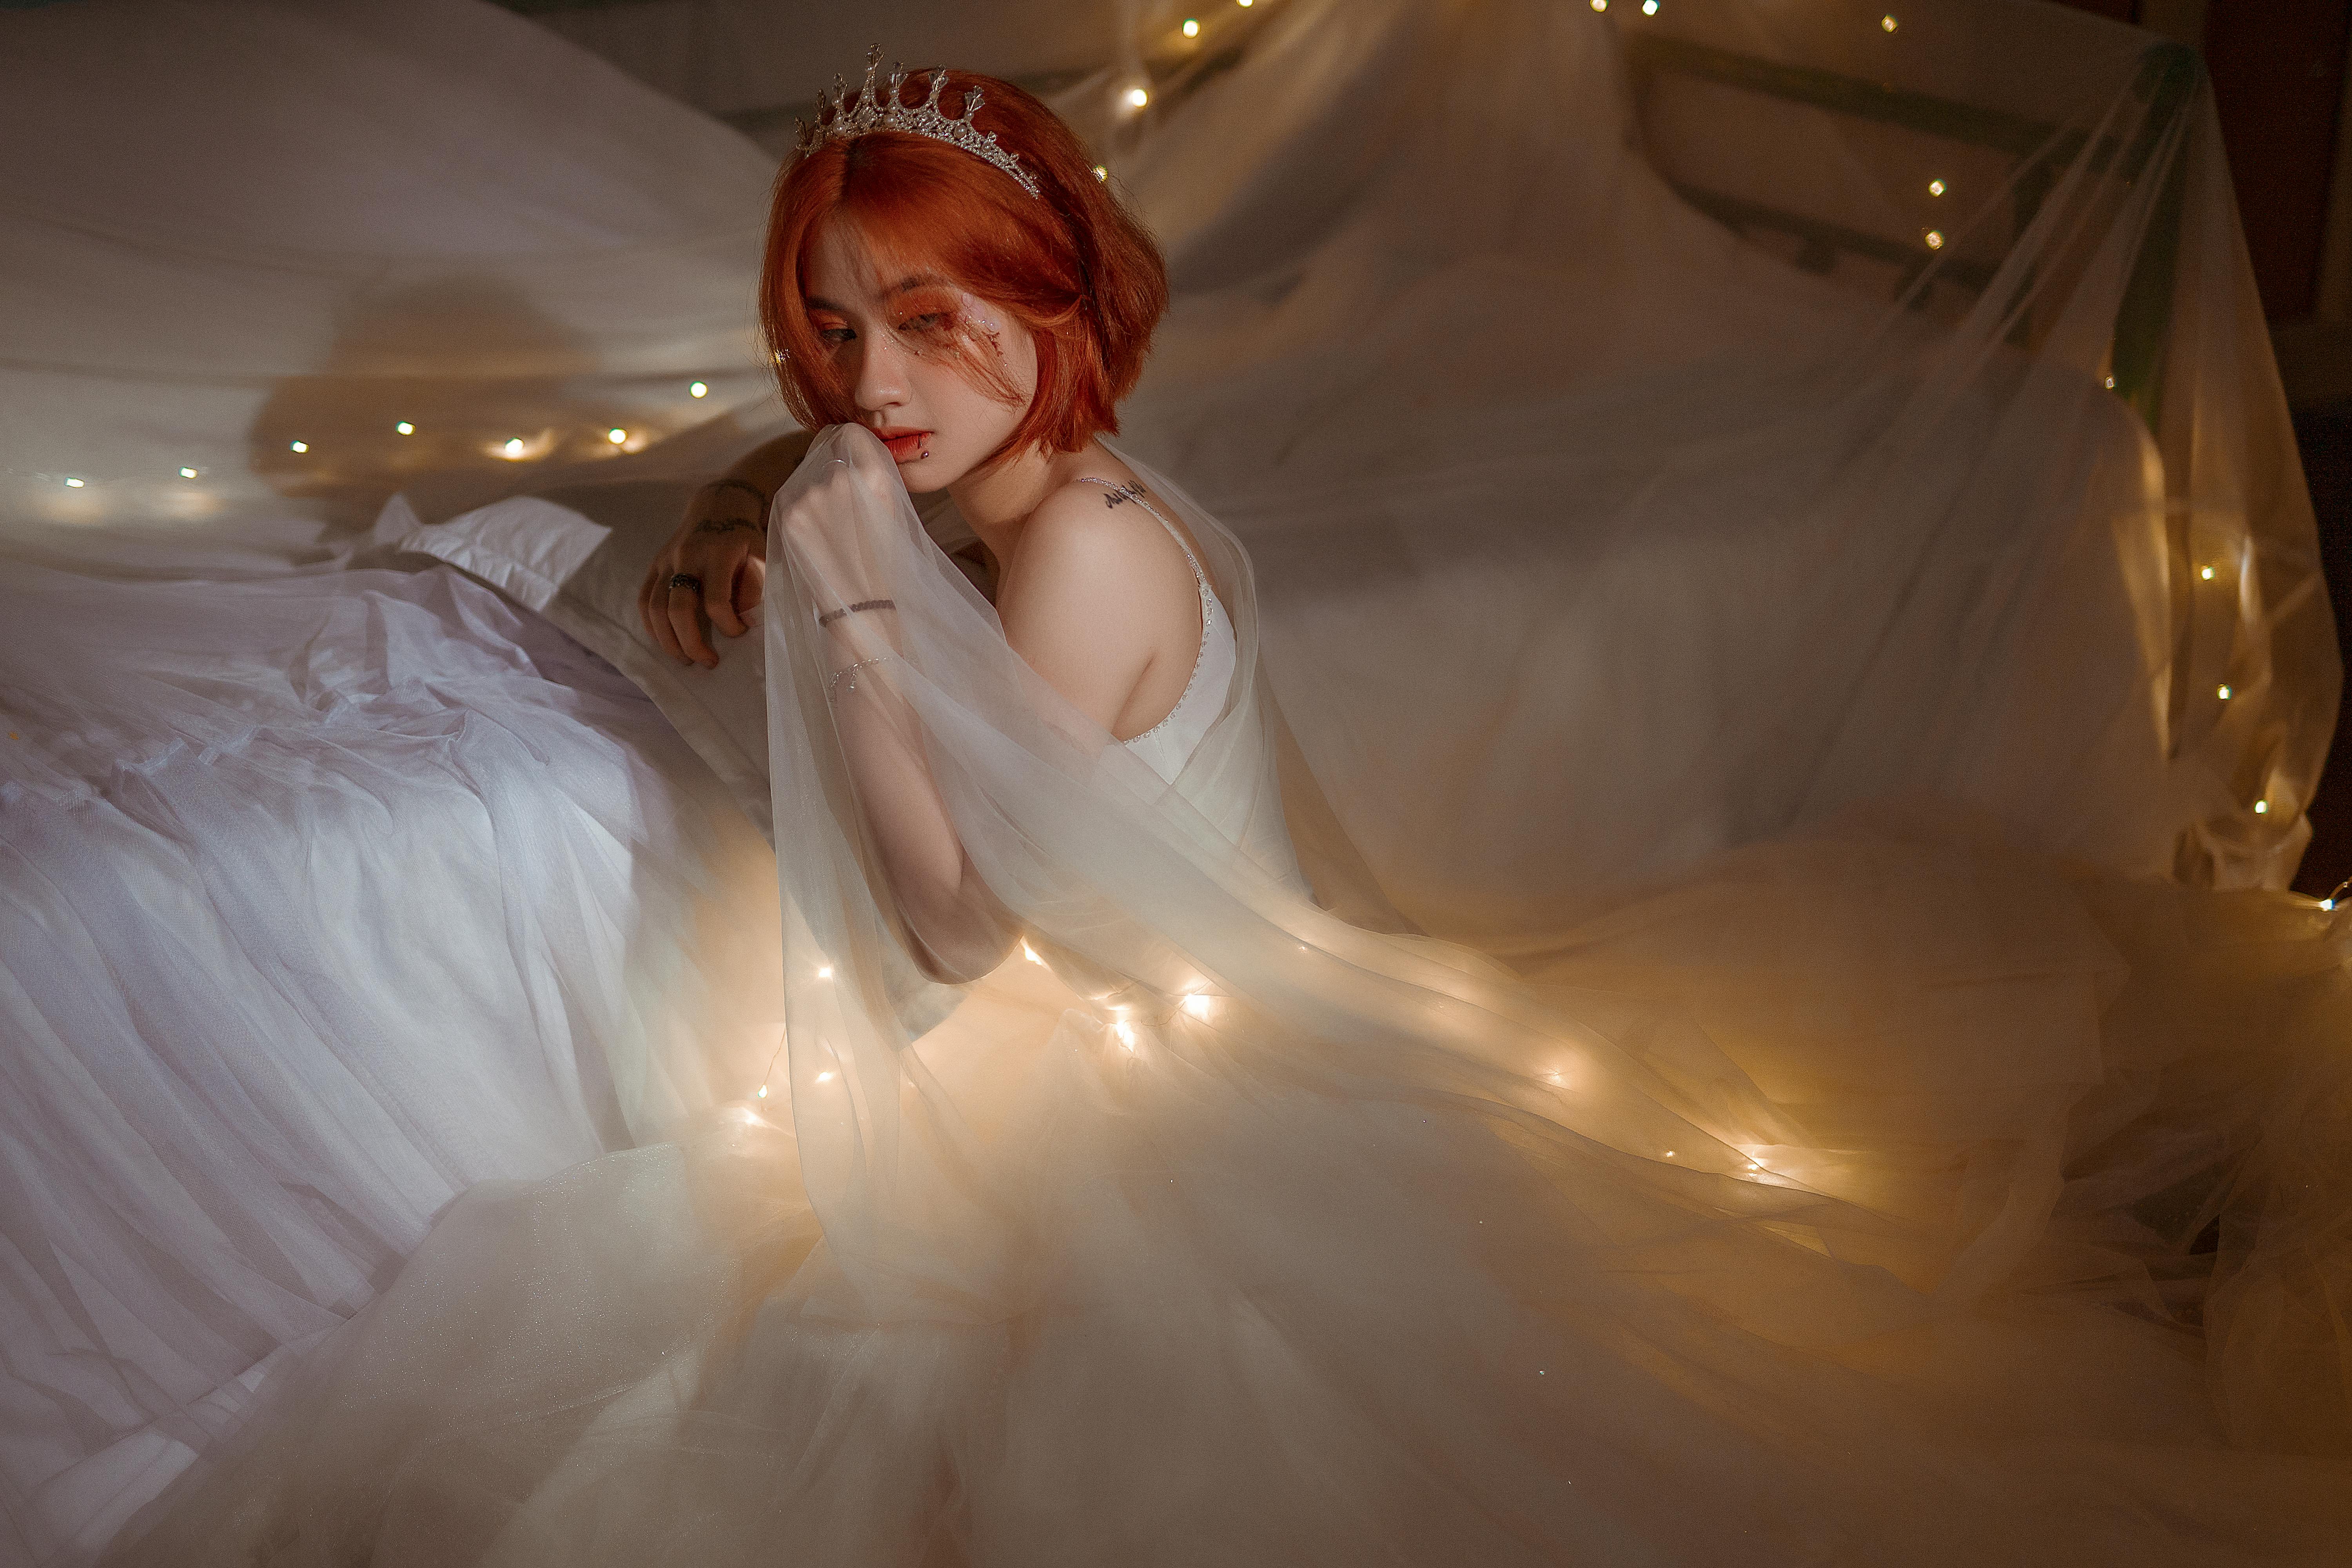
[0,525,782,1562]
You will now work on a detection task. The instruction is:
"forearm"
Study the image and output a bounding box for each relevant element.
[720,429,818,503]
[824,618,1019,982]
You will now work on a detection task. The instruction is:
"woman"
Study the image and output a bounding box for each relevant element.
[103,59,2351,1568]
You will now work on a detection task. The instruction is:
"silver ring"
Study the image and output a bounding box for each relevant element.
[668,573,703,593]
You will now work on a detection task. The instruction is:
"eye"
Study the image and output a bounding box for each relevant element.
[815,325,855,347]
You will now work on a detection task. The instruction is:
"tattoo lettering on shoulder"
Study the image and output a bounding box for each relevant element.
[695,516,764,536]
[1098,481,1147,510]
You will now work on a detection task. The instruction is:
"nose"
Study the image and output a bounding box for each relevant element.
[852,329,910,420]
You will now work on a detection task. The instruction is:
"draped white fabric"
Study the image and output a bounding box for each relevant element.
[4,0,2348,1562]
[86,436,2352,1564]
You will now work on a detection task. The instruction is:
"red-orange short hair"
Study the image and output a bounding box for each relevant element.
[761,72,1168,461]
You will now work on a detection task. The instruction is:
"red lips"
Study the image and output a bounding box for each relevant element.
[870,426,930,463]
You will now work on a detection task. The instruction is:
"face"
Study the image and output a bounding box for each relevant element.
[802,215,1039,489]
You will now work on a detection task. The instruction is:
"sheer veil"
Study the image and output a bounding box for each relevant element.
[766,426,2100,1330]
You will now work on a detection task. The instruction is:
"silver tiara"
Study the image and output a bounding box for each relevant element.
[796,47,1041,200]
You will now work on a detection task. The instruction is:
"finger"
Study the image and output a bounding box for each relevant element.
[668,588,717,668]
[739,555,767,613]
[647,577,688,664]
[708,555,748,639]
[638,575,666,650]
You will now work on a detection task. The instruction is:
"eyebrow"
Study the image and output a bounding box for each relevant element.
[805,273,953,313]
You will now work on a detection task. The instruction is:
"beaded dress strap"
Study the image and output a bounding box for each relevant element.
[1075,477,1211,596]
[1076,477,1220,749]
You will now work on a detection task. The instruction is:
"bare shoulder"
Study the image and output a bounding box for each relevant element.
[1013,474,1189,587]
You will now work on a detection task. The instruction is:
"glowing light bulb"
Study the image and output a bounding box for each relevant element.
[289,440,308,453]
[1664,1150,1677,1158]
[1236,0,1251,8]
[63,477,84,488]
[2255,800,2270,815]
[1881,14,1898,31]
[2104,375,2116,389]
[1592,0,1608,9]
[502,437,525,458]
[1182,993,1214,1018]
[816,965,834,980]
[816,1069,837,1082]
[1182,16,1200,34]
[755,1085,769,1098]
[607,427,627,444]
[2323,898,2337,911]
[1124,86,1150,108]
[1093,165,1108,181]
[1924,230,1945,250]
[396,421,415,435]
[2200,566,2216,580]
[178,466,197,478]
[1640,0,1657,12]
[2218,684,2232,700]
[689,381,709,398]
[1927,179,1945,196]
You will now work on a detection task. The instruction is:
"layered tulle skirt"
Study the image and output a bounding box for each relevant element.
[92,807,2352,1566]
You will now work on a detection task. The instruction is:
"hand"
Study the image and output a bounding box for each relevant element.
[640,480,770,668]
[773,450,894,624]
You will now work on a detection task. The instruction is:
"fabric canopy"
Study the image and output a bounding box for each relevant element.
[2,0,2325,934]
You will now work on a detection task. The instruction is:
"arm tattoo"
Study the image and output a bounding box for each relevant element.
[695,515,764,536]
[1098,481,1148,509]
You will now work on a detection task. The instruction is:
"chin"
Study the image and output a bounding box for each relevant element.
[899,452,971,490]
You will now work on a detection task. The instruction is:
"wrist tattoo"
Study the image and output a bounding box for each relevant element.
[695,516,763,536]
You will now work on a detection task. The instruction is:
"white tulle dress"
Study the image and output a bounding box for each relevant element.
[92,428,2352,1567]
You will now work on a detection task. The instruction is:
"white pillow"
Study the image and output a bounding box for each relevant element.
[385,428,975,838]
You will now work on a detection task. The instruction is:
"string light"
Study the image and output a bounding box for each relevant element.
[1592,0,1608,9]
[688,381,709,398]
[606,427,628,445]
[1236,0,1251,8]
[289,440,308,453]
[1640,0,1657,12]
[178,466,198,478]
[1923,230,1945,250]
[1881,14,1899,31]
[1927,179,1945,196]
[2254,800,2270,815]
[1664,1149,1677,1158]
[502,437,525,458]
[817,1069,837,1082]
[2104,374,2116,389]
[755,1085,769,1098]
[1093,165,1108,181]
[2200,565,2216,580]
[1123,85,1150,109]
[1182,16,1200,34]
[2218,684,2232,700]
[63,477,84,488]
[396,421,415,435]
